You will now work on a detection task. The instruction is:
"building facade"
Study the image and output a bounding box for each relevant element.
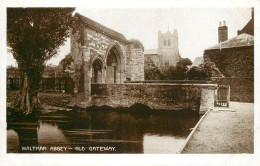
[144,29,180,69]
[204,9,254,102]
[70,13,144,95]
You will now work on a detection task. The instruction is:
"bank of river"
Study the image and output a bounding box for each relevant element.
[182,102,254,153]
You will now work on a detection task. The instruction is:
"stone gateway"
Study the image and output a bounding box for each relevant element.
[70,13,144,95]
[66,13,216,113]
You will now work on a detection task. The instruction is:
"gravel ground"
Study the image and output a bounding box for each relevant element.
[182,102,254,153]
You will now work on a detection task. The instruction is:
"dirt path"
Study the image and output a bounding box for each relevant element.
[182,102,254,153]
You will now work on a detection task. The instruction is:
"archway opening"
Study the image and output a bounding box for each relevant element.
[106,45,121,83]
[92,58,103,83]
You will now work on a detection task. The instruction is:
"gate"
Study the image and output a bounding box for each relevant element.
[215,85,230,107]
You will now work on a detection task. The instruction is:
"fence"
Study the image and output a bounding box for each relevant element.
[7,78,20,91]
[7,77,74,93]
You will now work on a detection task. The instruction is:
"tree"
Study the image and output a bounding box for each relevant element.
[144,58,162,80]
[187,66,207,80]
[161,65,176,80]
[58,53,74,77]
[177,58,192,66]
[200,61,223,78]
[7,8,75,115]
[162,57,192,80]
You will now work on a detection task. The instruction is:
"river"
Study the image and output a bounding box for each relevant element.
[7,109,199,153]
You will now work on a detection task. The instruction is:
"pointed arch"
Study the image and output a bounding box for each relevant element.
[105,42,125,83]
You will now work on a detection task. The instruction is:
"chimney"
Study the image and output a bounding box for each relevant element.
[252,7,254,19]
[218,20,228,43]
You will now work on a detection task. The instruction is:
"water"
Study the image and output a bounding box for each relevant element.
[7,109,199,153]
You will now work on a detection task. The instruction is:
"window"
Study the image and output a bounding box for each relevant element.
[164,40,167,46]
[168,39,171,46]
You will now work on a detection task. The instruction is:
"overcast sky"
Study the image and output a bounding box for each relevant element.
[7,8,252,66]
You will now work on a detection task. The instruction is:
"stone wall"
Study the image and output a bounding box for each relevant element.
[91,83,217,114]
[70,18,145,94]
[204,46,254,78]
[211,77,254,102]
[125,46,144,81]
[204,46,254,103]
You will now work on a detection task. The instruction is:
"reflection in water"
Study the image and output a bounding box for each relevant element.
[7,110,199,153]
[38,122,68,146]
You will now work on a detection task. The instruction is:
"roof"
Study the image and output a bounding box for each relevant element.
[75,13,128,44]
[144,49,158,55]
[205,33,254,51]
[238,18,254,36]
[192,57,204,66]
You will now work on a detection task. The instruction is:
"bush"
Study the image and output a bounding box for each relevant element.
[128,39,144,51]
[187,66,207,80]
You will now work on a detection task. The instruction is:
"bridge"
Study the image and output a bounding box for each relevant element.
[69,13,218,114]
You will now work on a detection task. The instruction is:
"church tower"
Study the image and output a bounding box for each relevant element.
[158,28,180,67]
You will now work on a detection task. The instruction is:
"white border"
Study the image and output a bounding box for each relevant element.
[1,0,259,165]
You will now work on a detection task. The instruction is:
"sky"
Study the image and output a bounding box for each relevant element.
[7,8,252,67]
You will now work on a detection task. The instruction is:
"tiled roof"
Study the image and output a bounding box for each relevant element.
[144,49,158,55]
[205,33,254,51]
[75,13,128,44]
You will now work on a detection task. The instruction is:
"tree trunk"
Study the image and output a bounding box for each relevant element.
[12,72,41,115]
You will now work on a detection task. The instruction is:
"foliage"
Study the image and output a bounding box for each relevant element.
[7,8,75,115]
[161,66,176,80]
[200,61,223,78]
[177,58,192,66]
[144,58,163,80]
[128,39,144,51]
[187,66,207,80]
[162,58,192,80]
[58,53,74,77]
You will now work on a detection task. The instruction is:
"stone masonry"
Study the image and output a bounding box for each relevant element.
[125,46,144,81]
[91,83,217,114]
[70,13,144,95]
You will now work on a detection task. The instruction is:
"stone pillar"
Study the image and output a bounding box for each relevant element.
[199,86,217,115]
[116,72,120,83]
[97,71,102,83]
[82,46,92,96]
[101,68,106,83]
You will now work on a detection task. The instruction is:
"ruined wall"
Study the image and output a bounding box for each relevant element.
[71,22,145,92]
[125,46,144,81]
[91,83,217,113]
[70,23,128,93]
[84,27,126,65]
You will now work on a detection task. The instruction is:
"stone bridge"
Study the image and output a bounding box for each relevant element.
[70,13,217,114]
[72,82,217,114]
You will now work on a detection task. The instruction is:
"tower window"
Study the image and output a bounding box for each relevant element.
[168,39,171,46]
[164,40,167,46]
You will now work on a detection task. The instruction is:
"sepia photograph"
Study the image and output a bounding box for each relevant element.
[1,0,259,165]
